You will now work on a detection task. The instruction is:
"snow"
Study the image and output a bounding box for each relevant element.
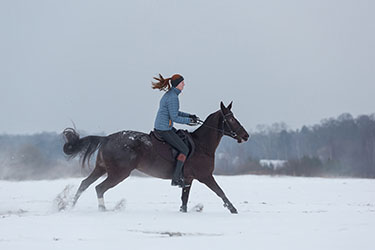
[121,130,152,146]
[260,159,287,169]
[0,175,374,250]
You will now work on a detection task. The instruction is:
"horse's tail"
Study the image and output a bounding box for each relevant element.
[63,128,107,168]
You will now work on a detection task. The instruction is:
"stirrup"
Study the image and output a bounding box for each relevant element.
[171,179,182,186]
[178,180,191,188]
[171,178,186,188]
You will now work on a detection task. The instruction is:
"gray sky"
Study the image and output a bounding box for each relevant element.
[1,0,374,134]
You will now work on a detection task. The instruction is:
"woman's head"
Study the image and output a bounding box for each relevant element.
[152,74,184,91]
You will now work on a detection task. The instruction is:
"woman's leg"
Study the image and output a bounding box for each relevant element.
[159,130,189,156]
[158,130,189,187]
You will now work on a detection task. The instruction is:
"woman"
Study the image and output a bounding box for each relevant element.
[152,74,199,188]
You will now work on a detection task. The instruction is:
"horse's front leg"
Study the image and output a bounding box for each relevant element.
[199,175,238,214]
[180,178,193,212]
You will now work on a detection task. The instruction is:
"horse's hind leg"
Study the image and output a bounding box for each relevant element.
[72,163,106,207]
[95,170,131,211]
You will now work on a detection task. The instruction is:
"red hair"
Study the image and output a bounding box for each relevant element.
[152,74,183,91]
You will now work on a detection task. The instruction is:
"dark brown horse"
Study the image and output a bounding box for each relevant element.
[63,102,249,213]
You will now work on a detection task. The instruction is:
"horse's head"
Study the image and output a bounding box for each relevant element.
[220,101,250,143]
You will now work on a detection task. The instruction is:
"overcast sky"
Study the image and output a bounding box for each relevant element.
[1,0,374,135]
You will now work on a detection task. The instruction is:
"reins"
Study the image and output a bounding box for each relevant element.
[197,112,240,139]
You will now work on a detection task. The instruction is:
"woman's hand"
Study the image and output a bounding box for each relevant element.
[189,114,200,123]
[188,114,200,126]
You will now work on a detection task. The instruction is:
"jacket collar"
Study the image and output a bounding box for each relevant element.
[172,87,181,95]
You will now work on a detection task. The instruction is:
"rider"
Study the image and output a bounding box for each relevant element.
[152,74,199,187]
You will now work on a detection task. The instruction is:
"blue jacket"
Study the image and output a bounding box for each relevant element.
[154,87,192,131]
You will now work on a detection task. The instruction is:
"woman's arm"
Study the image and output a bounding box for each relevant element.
[178,111,191,117]
[168,96,192,124]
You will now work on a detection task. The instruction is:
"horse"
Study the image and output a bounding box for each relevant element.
[63,101,249,213]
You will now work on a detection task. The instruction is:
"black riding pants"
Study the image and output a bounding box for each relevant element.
[156,129,189,157]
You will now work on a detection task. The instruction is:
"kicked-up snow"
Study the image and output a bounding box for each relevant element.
[0,175,374,250]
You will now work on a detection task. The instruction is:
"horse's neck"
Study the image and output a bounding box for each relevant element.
[192,111,223,156]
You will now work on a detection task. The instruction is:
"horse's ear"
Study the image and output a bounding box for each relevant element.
[227,101,233,110]
[220,101,226,112]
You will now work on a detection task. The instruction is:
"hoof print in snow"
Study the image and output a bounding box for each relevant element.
[113,199,126,212]
[191,203,204,212]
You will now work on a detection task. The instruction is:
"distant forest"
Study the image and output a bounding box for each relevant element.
[1,113,374,180]
[217,113,375,178]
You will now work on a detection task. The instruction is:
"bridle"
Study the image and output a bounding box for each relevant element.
[197,111,241,139]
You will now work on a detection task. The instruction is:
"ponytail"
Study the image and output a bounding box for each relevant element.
[152,74,172,91]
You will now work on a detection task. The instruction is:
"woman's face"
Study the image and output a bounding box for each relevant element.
[176,80,185,91]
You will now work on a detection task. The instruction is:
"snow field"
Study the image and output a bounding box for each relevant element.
[0,175,374,250]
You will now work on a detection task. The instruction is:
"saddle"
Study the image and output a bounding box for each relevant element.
[150,129,195,163]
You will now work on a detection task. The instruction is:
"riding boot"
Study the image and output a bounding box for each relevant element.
[171,154,186,187]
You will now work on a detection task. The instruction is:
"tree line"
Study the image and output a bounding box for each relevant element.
[215,113,375,178]
[1,113,374,180]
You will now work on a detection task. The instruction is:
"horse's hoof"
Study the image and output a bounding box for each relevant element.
[224,202,238,214]
[71,200,78,208]
[180,205,187,213]
[98,205,107,212]
[230,208,238,214]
